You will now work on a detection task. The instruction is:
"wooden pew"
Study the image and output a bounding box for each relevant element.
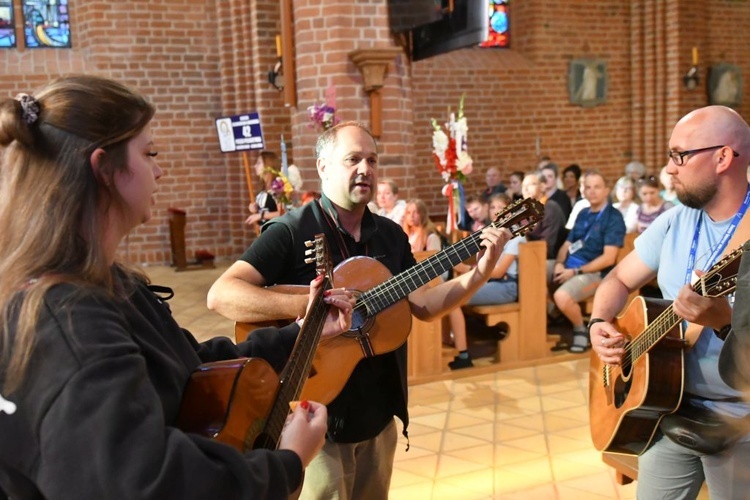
[406,250,444,381]
[461,240,548,363]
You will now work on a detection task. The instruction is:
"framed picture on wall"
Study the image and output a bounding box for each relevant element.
[568,58,608,107]
[708,63,742,108]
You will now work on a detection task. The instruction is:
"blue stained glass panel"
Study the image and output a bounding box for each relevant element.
[23,0,71,48]
[479,0,509,48]
[0,1,16,48]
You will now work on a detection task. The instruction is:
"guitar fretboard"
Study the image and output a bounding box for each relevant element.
[616,247,742,371]
[251,278,331,450]
[357,231,483,316]
[355,197,542,318]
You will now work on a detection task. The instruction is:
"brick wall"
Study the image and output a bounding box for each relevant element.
[2,0,749,264]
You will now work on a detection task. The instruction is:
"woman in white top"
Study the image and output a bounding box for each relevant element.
[376,178,407,225]
[612,176,639,233]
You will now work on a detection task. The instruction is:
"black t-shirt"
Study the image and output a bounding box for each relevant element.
[241,194,416,443]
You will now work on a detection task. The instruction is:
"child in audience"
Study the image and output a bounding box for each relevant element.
[464,195,491,232]
[613,176,639,233]
[464,193,525,306]
[402,199,473,369]
[636,176,674,233]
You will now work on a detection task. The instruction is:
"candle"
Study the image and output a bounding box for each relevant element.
[276,35,282,58]
[692,46,698,66]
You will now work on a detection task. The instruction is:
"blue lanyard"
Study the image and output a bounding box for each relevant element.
[580,206,606,242]
[684,185,750,285]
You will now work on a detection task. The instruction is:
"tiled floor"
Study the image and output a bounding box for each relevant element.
[141,262,702,499]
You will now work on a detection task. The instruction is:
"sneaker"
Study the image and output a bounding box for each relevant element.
[449,356,474,370]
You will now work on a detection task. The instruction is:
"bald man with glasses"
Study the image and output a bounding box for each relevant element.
[589,105,750,498]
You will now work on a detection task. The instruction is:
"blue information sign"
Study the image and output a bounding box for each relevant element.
[215,112,265,153]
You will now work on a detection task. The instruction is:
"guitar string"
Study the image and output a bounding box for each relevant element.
[615,248,741,366]
[259,278,332,446]
[355,201,542,315]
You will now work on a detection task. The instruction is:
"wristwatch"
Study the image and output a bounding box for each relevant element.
[713,324,731,341]
[587,317,608,334]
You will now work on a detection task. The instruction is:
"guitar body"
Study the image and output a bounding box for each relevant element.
[234,199,546,404]
[300,256,411,404]
[589,296,685,455]
[177,358,279,452]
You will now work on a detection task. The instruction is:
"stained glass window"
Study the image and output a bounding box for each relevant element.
[0,0,15,48]
[480,0,509,48]
[23,0,71,48]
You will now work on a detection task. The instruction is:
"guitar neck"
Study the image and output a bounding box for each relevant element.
[254,279,331,449]
[627,307,681,365]
[626,247,743,364]
[360,231,483,316]
[355,197,543,316]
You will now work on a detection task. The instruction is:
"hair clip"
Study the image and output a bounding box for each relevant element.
[14,93,40,125]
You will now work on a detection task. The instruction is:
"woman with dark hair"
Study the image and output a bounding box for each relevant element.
[562,163,582,207]
[0,75,353,499]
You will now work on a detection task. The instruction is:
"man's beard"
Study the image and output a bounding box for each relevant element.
[676,182,717,209]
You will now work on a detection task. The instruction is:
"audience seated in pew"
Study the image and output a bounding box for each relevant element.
[549,170,625,353]
[402,199,474,370]
[460,193,525,308]
[523,171,567,259]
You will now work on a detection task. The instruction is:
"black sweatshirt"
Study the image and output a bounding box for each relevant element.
[0,278,303,499]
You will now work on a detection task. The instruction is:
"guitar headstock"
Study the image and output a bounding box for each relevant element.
[304,233,333,284]
[698,245,745,297]
[490,198,545,237]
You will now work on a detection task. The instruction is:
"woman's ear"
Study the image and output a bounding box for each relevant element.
[89,148,109,185]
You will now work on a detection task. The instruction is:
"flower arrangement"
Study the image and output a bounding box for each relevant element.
[265,167,295,207]
[431,94,473,232]
[432,94,473,183]
[307,102,339,131]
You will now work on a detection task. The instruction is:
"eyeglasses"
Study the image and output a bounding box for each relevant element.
[668,145,740,166]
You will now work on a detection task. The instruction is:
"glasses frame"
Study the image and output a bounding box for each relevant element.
[668,145,740,166]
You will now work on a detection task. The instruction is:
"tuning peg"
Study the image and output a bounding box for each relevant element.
[304,239,314,248]
[304,257,314,265]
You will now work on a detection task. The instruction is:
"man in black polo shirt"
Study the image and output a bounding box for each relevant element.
[208,121,509,499]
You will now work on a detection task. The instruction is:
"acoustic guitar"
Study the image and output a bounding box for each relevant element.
[177,234,332,456]
[588,245,744,456]
[237,197,544,404]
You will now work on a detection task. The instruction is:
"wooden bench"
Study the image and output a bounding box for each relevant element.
[406,250,445,381]
[461,240,549,362]
[602,452,638,485]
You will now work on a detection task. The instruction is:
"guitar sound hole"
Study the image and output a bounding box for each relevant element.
[346,290,374,337]
[347,307,373,336]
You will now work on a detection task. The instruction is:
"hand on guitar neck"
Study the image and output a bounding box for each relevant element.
[305,274,355,340]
